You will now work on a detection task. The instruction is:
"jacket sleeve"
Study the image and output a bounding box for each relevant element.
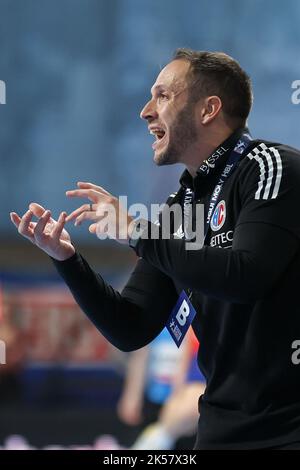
[132,145,300,303]
[52,253,178,351]
[132,221,299,303]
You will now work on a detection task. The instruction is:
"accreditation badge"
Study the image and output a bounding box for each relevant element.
[166,290,197,347]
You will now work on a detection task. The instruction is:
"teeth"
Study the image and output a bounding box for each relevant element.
[149,129,165,139]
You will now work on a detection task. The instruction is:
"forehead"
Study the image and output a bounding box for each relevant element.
[151,59,190,94]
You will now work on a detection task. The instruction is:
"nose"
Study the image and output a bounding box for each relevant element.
[140,98,158,121]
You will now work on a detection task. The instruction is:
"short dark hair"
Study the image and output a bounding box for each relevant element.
[173,48,253,128]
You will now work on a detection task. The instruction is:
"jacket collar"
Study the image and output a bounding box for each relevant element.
[179,127,248,193]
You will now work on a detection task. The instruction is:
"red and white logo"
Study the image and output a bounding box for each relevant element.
[211,200,226,232]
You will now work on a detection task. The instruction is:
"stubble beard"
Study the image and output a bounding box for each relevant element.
[154,100,198,167]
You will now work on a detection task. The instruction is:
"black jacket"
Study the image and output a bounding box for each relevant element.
[53,131,300,449]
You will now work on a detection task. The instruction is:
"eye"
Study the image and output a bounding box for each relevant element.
[157,93,169,102]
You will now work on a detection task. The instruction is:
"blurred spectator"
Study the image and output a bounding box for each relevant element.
[118,328,205,449]
[117,328,184,429]
[131,333,205,450]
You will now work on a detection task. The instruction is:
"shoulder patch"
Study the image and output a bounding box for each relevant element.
[247,143,282,200]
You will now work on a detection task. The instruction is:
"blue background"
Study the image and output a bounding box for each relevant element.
[0,0,299,242]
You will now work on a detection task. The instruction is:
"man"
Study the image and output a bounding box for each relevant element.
[10,49,300,449]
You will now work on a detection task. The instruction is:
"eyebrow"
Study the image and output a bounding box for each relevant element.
[150,84,169,96]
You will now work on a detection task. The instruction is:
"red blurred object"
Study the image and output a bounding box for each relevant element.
[1,285,113,365]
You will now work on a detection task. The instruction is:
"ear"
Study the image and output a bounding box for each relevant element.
[199,96,222,125]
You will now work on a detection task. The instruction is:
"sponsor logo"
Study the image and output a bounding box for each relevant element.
[198,146,229,174]
[234,139,247,154]
[210,200,226,232]
[210,230,233,248]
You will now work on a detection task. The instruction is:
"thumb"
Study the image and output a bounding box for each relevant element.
[29,202,47,218]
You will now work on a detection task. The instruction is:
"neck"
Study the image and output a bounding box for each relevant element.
[185,126,235,177]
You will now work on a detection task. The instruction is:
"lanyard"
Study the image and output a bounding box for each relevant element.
[204,131,252,240]
[182,130,252,243]
[166,131,253,344]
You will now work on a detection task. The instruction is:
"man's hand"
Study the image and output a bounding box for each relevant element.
[65,182,134,244]
[10,203,75,261]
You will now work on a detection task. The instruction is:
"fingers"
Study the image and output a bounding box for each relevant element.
[33,210,52,245]
[88,220,109,236]
[30,210,67,246]
[51,212,67,241]
[10,212,21,227]
[74,210,98,227]
[65,204,93,223]
[12,210,35,242]
[66,188,102,203]
[89,223,98,234]
[29,202,47,218]
[77,181,110,196]
[65,185,116,227]
[10,212,39,233]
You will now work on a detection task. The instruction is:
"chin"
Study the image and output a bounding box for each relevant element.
[154,152,169,166]
[153,148,179,166]
[153,151,164,166]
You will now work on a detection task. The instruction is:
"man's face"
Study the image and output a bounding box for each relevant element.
[140,60,199,166]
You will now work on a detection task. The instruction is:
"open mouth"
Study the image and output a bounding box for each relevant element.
[149,128,167,149]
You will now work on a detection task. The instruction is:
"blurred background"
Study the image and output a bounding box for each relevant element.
[0,0,299,450]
